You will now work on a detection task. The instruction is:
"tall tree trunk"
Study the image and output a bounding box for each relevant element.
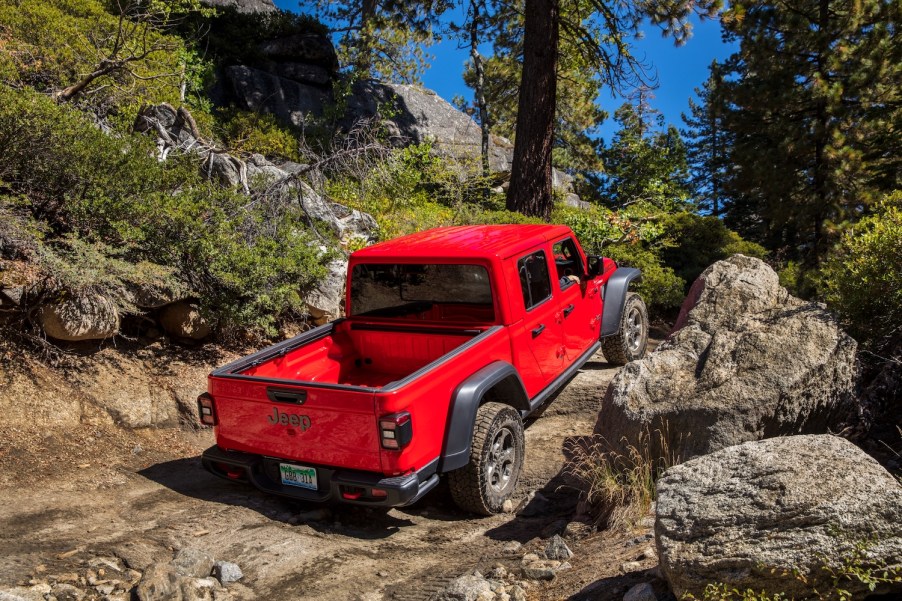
[811,0,830,265]
[469,0,490,183]
[506,0,559,221]
[354,0,378,77]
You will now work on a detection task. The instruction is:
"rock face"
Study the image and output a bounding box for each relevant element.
[37,294,120,342]
[305,258,347,325]
[656,435,902,599]
[594,255,858,462]
[224,65,331,127]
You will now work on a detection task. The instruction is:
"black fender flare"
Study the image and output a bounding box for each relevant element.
[600,267,642,337]
[438,361,529,473]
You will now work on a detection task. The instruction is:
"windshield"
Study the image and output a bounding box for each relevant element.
[350,263,494,321]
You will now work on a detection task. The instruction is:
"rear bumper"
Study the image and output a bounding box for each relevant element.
[201,445,439,507]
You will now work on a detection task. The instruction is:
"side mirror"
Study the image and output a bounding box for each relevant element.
[586,255,603,277]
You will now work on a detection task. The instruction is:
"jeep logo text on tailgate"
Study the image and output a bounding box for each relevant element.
[267,408,311,430]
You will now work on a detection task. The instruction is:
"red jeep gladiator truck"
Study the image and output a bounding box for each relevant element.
[198,225,647,514]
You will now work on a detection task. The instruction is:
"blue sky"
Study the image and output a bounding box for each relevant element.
[274,2,735,142]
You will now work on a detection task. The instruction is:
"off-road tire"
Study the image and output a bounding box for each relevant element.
[600,292,648,365]
[447,402,524,515]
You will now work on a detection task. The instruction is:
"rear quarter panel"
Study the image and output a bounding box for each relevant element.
[375,327,513,476]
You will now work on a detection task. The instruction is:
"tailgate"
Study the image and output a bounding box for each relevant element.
[209,378,381,472]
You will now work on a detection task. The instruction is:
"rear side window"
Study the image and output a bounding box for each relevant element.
[518,251,552,310]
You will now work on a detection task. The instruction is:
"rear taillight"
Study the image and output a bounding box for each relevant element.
[197,393,217,426]
[379,412,412,450]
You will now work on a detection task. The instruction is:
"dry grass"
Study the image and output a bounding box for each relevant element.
[565,426,679,531]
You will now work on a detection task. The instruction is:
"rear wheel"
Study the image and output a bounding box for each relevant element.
[601,292,648,365]
[448,402,524,515]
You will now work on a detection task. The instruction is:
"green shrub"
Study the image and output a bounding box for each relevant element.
[820,191,902,349]
[215,109,301,161]
[0,0,209,125]
[0,86,327,337]
[660,212,767,289]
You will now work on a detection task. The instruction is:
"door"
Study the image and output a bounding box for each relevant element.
[552,237,601,362]
[513,249,565,393]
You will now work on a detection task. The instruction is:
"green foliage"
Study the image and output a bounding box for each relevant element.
[553,204,685,310]
[715,0,902,262]
[0,0,210,122]
[0,86,327,337]
[659,212,767,289]
[308,0,449,83]
[820,191,902,349]
[601,102,693,212]
[215,109,301,161]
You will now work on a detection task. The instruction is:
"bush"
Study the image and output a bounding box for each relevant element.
[820,191,902,350]
[215,109,301,161]
[659,212,767,289]
[0,86,328,337]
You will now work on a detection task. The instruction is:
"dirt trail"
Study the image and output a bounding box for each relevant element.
[0,350,659,601]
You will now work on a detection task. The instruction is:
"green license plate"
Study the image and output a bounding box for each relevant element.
[279,463,318,490]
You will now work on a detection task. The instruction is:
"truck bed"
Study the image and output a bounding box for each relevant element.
[241,321,485,389]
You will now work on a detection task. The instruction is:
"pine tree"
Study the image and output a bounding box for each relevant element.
[718,0,902,263]
[681,62,730,217]
[306,0,451,83]
[601,102,692,212]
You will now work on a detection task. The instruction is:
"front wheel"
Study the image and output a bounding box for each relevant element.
[448,402,524,515]
[600,292,648,365]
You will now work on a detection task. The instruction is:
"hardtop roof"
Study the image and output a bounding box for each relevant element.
[350,225,575,262]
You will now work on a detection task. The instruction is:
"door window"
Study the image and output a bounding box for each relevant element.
[517,250,552,310]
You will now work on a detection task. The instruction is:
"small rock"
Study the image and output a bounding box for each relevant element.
[0,590,30,601]
[620,561,642,574]
[179,577,221,601]
[540,519,567,539]
[509,585,527,601]
[521,560,559,581]
[501,541,522,555]
[376,571,388,578]
[562,521,591,539]
[51,584,84,601]
[486,565,507,580]
[623,582,657,601]
[212,561,242,585]
[136,563,179,601]
[95,584,115,596]
[520,553,540,564]
[502,499,514,513]
[544,535,573,561]
[172,548,214,579]
[52,574,79,584]
[114,541,170,571]
[434,574,493,601]
[637,547,656,561]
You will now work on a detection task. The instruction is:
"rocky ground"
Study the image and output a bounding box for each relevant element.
[0,338,668,601]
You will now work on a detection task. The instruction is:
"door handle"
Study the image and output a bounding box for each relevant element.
[563,304,574,317]
[532,324,545,338]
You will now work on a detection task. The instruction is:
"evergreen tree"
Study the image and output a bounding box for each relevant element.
[717,0,902,263]
[601,102,692,212]
[681,62,730,217]
[306,0,450,83]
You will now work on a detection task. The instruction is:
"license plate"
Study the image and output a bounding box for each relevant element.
[279,463,318,490]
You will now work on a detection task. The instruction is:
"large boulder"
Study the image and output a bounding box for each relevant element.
[305,258,346,325]
[656,435,902,599]
[224,65,331,127]
[37,294,120,342]
[594,255,858,462]
[258,33,339,71]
